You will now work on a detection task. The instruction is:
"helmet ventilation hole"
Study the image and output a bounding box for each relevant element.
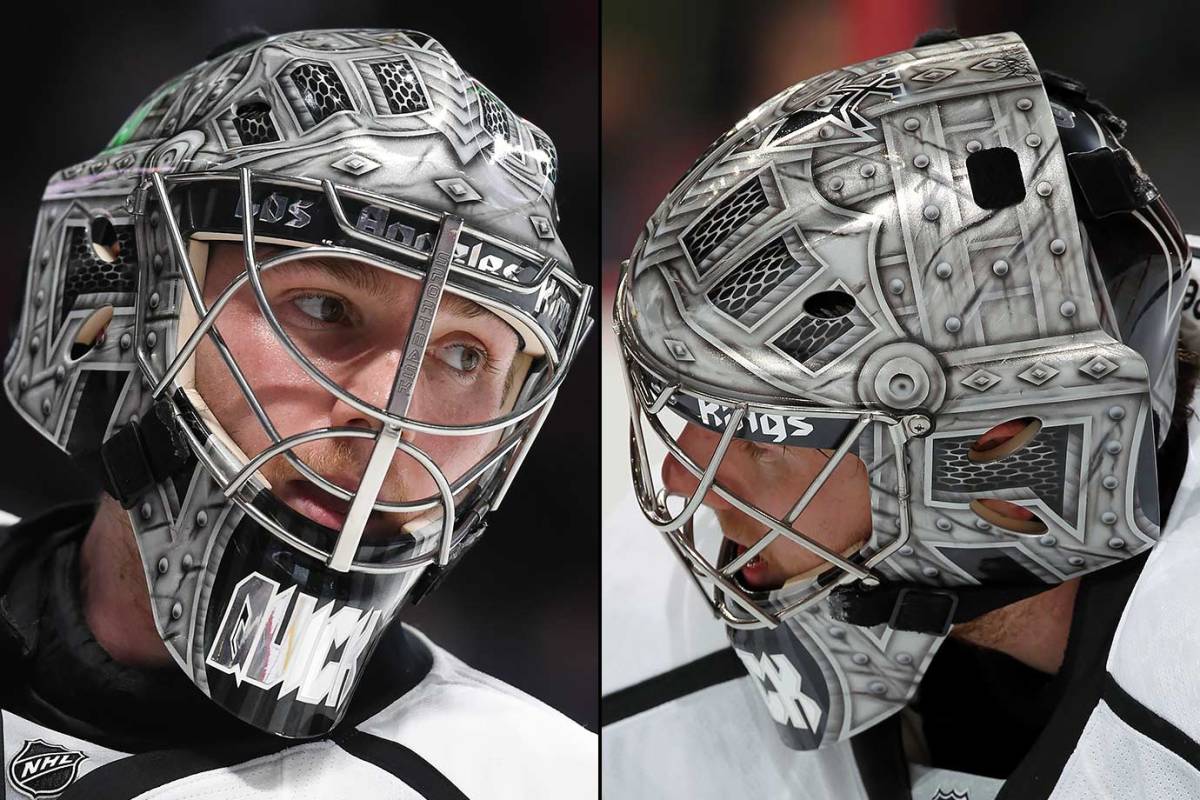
[802,290,856,319]
[71,304,114,361]
[969,498,1048,535]
[968,417,1041,463]
[90,217,120,263]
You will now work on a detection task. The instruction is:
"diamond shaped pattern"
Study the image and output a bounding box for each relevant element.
[1080,356,1118,380]
[911,67,956,83]
[961,369,1001,392]
[331,153,381,176]
[435,178,482,202]
[1017,362,1060,386]
[664,338,695,362]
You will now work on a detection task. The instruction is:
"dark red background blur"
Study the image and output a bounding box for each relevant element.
[0,1,598,729]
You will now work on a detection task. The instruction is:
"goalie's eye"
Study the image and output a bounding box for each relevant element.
[292,293,350,325]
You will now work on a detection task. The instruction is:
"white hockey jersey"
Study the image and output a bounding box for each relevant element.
[2,625,595,800]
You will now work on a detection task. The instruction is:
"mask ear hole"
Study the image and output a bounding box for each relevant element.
[71,304,114,361]
[90,217,120,264]
[970,498,1048,535]
[968,417,1041,463]
[803,289,856,319]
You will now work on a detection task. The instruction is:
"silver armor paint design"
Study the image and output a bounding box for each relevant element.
[616,32,1188,749]
[4,29,592,738]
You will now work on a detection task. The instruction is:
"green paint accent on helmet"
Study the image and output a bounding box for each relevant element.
[104,78,180,152]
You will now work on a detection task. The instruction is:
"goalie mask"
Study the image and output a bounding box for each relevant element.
[616,31,1187,750]
[4,29,591,738]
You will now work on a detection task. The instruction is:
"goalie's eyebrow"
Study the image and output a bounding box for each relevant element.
[282,255,520,345]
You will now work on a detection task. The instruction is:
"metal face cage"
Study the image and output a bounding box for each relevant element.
[616,272,921,630]
[134,167,592,576]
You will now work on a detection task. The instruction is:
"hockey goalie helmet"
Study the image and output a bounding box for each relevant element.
[616,31,1187,749]
[5,29,591,738]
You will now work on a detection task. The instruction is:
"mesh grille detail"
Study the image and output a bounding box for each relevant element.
[290,62,352,125]
[682,177,769,267]
[774,314,855,369]
[370,58,429,114]
[61,226,138,323]
[707,237,801,320]
[931,427,1071,516]
[475,82,515,144]
[232,102,279,145]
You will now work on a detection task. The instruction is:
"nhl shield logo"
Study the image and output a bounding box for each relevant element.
[6,739,87,798]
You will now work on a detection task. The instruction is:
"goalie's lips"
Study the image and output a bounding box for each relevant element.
[731,541,776,589]
[278,479,401,539]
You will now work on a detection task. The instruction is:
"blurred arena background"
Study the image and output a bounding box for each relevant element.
[0,2,597,729]
[601,0,1200,515]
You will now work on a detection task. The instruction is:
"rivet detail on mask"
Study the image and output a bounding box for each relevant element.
[34,290,44,308]
[1108,537,1125,549]
[975,520,991,530]
[829,176,845,191]
[119,333,132,350]
[1025,133,1042,147]
[913,154,930,169]
[935,518,952,531]
[29,336,40,355]
[1068,556,1085,567]
[170,602,183,620]
[157,557,169,574]
[818,125,834,139]
[18,375,28,391]
[851,653,869,665]
[140,502,153,520]
[1059,301,1076,318]
[888,278,905,295]
[922,566,939,577]
[54,366,65,383]
[1102,475,1119,490]
[149,211,160,229]
[827,626,846,639]
[923,205,940,221]
[182,553,194,569]
[1107,406,1125,420]
[153,254,164,272]
[1050,238,1067,255]
[935,262,952,279]
[146,331,157,350]
[1036,181,1053,197]
[944,316,961,333]
[992,259,1009,277]
[966,140,982,153]
[41,399,52,417]
[1105,440,1122,455]
[903,118,920,132]
[896,653,913,666]
[196,510,209,527]
[1016,97,1034,111]
[868,681,887,695]
[149,292,160,309]
[898,545,914,556]
[859,163,876,178]
[1040,534,1057,546]
[1101,511,1118,524]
